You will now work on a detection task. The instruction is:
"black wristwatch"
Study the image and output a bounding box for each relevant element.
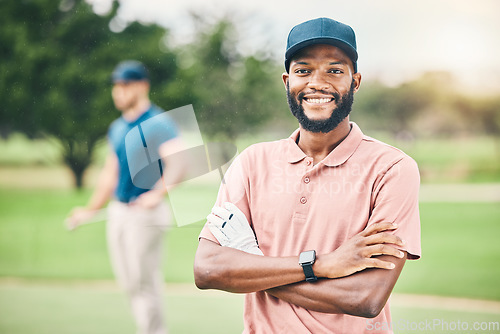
[299,250,317,282]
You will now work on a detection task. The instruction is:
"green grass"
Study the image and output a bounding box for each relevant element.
[0,281,245,334]
[1,188,500,301]
[394,202,500,300]
[369,134,500,183]
[406,136,500,183]
[1,132,499,183]
[1,188,500,333]
[0,188,205,282]
[1,281,499,334]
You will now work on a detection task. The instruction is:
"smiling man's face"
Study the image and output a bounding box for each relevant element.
[283,44,361,133]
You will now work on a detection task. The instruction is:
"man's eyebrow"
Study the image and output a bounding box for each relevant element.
[329,61,347,65]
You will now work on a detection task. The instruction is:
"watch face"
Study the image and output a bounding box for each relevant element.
[299,250,316,264]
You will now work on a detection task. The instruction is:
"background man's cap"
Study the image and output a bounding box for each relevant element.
[111,60,149,83]
[285,17,358,73]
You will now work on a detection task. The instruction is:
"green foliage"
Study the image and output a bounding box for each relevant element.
[353,76,435,135]
[0,0,181,188]
[2,1,498,188]
[454,95,500,136]
[354,71,500,153]
[173,16,287,140]
[0,3,288,187]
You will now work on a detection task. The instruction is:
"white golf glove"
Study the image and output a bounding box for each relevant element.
[207,202,264,256]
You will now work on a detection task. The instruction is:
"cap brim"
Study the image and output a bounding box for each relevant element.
[285,37,358,72]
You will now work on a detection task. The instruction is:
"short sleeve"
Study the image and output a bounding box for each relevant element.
[198,150,252,243]
[369,156,421,260]
[141,112,179,149]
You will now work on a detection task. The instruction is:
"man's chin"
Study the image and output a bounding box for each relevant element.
[301,103,335,115]
[302,112,332,123]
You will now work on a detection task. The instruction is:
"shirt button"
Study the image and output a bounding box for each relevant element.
[304,177,310,184]
[306,160,312,166]
[300,197,307,204]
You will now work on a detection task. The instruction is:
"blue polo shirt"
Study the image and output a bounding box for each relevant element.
[108,105,178,203]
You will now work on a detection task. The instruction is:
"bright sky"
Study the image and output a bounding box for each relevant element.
[88,0,500,92]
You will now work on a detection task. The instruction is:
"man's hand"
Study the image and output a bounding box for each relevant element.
[314,222,405,279]
[66,207,98,230]
[207,202,264,256]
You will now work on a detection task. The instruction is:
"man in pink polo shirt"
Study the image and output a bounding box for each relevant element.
[194,17,420,333]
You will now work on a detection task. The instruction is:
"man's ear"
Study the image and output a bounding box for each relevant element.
[137,80,151,94]
[352,72,362,93]
[282,72,289,90]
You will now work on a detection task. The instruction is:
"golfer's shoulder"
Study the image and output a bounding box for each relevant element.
[359,135,418,173]
[108,117,126,136]
[240,138,289,162]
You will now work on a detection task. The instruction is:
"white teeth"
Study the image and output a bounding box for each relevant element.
[307,98,332,104]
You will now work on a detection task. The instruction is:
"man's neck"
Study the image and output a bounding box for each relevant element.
[121,98,151,122]
[296,118,351,164]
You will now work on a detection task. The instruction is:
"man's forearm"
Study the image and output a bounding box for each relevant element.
[84,152,118,210]
[196,222,406,301]
[195,240,405,317]
[194,239,306,293]
[158,138,187,193]
[86,171,116,210]
[266,254,406,317]
[87,178,116,209]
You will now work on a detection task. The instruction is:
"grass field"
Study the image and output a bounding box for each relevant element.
[1,132,499,184]
[0,280,245,334]
[1,280,500,334]
[0,188,203,282]
[1,187,500,301]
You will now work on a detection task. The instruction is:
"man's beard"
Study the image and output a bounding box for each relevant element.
[286,80,355,133]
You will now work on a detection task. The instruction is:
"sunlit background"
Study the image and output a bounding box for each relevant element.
[91,0,500,90]
[1,0,499,333]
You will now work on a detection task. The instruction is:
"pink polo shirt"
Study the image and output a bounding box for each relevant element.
[199,122,421,333]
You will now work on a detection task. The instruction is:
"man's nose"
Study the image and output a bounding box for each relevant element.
[307,72,330,91]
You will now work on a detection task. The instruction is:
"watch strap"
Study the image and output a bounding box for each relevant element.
[302,263,317,282]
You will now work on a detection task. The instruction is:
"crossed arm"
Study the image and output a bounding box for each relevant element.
[265,253,406,317]
[194,221,406,318]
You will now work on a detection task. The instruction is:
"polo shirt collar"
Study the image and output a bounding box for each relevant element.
[286,122,364,167]
[286,128,307,163]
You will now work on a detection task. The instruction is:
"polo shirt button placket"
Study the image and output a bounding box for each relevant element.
[301,158,312,206]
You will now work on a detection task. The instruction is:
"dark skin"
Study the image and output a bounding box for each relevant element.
[196,224,405,317]
[194,44,407,318]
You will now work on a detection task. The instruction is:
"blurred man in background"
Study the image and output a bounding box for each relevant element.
[68,60,184,334]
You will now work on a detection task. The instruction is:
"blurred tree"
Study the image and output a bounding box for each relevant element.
[0,0,178,188]
[354,74,437,137]
[173,15,286,141]
[454,95,500,157]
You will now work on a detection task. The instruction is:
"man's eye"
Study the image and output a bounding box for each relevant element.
[295,69,310,74]
[329,69,343,74]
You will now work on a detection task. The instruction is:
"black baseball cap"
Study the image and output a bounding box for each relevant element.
[111,60,149,83]
[285,17,358,73]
